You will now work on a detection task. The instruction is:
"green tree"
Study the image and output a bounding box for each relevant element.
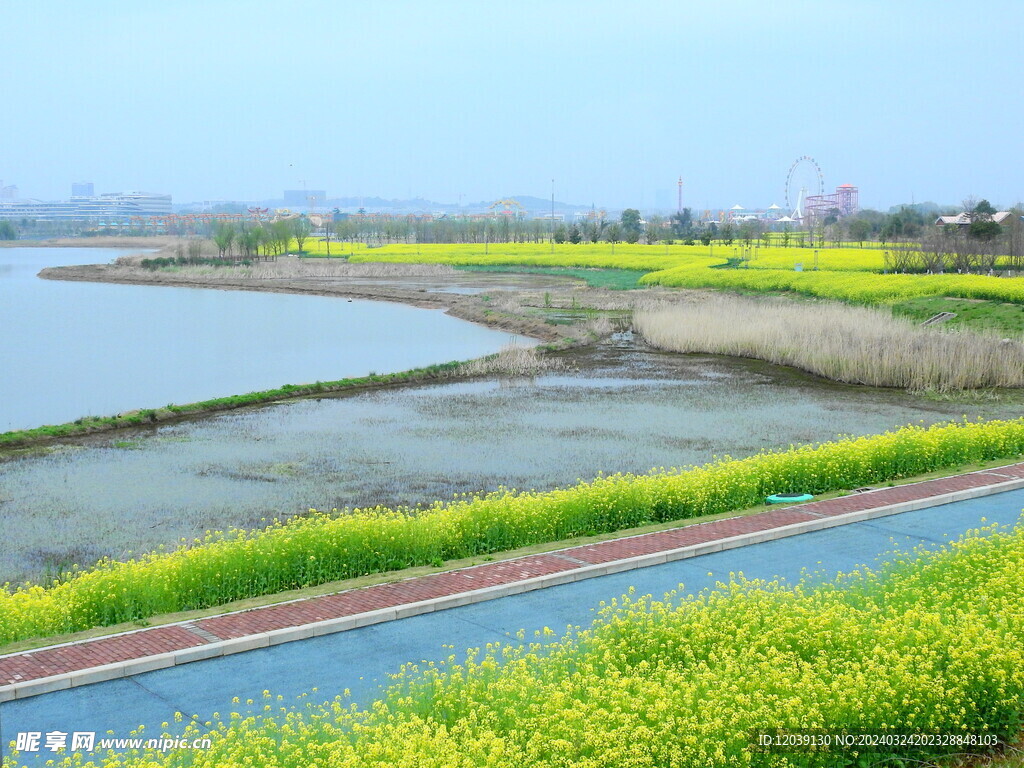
[968,199,1001,241]
[719,221,735,246]
[848,219,871,246]
[604,222,622,244]
[553,224,567,244]
[738,220,760,246]
[974,199,997,216]
[212,222,236,258]
[272,220,293,256]
[645,214,665,244]
[620,208,642,243]
[670,208,693,238]
[237,225,265,259]
[292,217,313,253]
[567,223,582,244]
[0,221,16,240]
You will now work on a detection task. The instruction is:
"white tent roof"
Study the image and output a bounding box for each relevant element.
[731,204,744,210]
[775,215,796,222]
[767,203,781,210]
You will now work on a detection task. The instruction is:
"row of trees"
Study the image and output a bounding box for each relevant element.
[210,218,312,260]
[884,222,1024,274]
[332,215,563,245]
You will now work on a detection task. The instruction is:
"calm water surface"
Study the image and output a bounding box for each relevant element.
[4,337,1024,581]
[0,247,529,432]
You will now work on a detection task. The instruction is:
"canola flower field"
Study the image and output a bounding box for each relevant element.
[305,240,1024,307]
[4,418,1024,646]
[641,262,1024,306]
[19,524,1024,768]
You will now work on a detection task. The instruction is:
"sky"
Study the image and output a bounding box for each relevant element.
[3,0,1022,212]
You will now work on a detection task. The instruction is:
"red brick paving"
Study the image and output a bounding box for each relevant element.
[803,471,1012,517]
[2,462,1022,688]
[0,627,205,684]
[195,554,579,640]
[983,464,1024,480]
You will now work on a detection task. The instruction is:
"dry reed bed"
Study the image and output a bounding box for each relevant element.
[456,344,567,376]
[634,295,1024,392]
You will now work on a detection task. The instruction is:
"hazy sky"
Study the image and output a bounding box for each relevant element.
[3,0,1022,211]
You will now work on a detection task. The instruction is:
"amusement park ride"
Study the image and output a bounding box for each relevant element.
[698,157,858,226]
[784,156,858,223]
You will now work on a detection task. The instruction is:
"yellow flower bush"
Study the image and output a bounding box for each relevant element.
[2,418,1024,645]
[302,240,1024,307]
[19,525,1024,767]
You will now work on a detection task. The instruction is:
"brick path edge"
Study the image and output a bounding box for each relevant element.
[3,467,1024,702]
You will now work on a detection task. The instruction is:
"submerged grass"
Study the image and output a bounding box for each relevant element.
[4,417,1024,645]
[634,294,1024,392]
[455,264,648,290]
[18,524,1024,767]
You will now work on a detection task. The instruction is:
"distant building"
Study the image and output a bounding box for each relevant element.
[0,191,172,221]
[935,211,1017,227]
[71,181,94,198]
[0,181,17,199]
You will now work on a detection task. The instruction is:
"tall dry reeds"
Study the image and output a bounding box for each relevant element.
[634,294,1024,392]
[457,344,565,377]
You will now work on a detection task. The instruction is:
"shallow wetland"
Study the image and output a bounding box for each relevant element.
[4,336,1023,583]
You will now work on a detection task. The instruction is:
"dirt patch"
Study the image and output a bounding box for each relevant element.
[38,256,702,344]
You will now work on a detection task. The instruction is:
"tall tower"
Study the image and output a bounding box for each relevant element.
[677,176,683,214]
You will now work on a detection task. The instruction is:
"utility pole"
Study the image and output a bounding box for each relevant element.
[551,179,555,253]
[677,176,683,215]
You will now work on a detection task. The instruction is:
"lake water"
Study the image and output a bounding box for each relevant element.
[0,247,530,432]
[5,337,1024,582]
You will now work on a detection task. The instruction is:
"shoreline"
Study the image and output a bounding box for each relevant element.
[6,259,644,448]
[0,361,524,450]
[37,262,575,342]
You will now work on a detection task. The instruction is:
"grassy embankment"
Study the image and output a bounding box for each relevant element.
[635,295,1024,392]
[892,296,1024,337]
[17,524,1024,768]
[4,417,1024,646]
[0,364,464,448]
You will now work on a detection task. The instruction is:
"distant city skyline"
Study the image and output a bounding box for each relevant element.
[0,176,997,217]
[3,1,1022,212]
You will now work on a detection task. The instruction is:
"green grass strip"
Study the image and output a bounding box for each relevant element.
[454,264,648,290]
[0,362,467,448]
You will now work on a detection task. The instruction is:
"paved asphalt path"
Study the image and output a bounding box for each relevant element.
[2,489,1022,764]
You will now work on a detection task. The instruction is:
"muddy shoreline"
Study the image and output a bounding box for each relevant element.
[38,261,589,343]
[9,258,685,448]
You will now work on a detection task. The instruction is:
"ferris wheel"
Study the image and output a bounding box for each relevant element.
[785,156,824,216]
